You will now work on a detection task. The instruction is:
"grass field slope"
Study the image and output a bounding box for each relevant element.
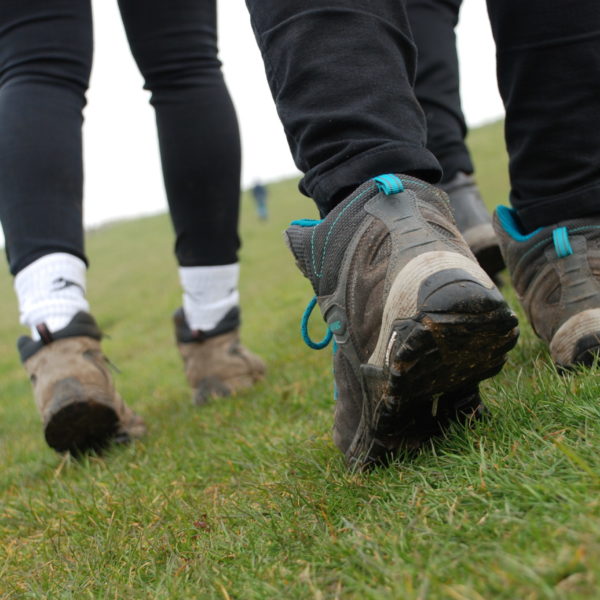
[2,121,600,599]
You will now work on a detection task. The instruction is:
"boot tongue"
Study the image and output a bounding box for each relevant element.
[284,221,322,294]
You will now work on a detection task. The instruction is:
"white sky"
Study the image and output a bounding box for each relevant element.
[0,0,504,246]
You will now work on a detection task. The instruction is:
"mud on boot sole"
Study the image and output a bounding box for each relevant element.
[346,273,519,470]
[44,400,119,455]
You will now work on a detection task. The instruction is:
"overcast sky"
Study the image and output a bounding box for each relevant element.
[1,0,504,246]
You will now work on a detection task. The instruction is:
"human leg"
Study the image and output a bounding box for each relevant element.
[487,0,600,230]
[406,0,503,279]
[0,0,90,276]
[245,0,518,468]
[0,0,145,453]
[406,0,471,182]
[118,0,264,404]
[489,0,600,367]
[246,0,441,215]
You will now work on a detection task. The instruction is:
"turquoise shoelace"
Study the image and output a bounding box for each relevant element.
[300,296,332,350]
[296,173,404,350]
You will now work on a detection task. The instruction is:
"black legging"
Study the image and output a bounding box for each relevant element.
[0,0,240,275]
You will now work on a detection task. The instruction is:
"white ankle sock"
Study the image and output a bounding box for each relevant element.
[179,263,240,331]
[14,253,90,340]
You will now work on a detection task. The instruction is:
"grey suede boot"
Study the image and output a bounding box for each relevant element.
[286,174,518,469]
[442,172,505,281]
[494,206,600,368]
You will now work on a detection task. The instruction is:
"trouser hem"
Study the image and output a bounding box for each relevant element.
[515,181,600,230]
[302,145,441,215]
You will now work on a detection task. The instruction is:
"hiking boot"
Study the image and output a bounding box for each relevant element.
[286,174,519,469]
[441,172,505,281]
[18,312,146,455]
[494,206,600,368]
[174,307,266,405]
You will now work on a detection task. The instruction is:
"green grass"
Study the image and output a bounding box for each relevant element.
[2,120,600,599]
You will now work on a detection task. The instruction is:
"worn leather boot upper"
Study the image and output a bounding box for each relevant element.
[174,307,266,405]
[19,312,146,453]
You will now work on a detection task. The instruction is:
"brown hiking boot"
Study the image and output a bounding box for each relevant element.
[494,206,600,368]
[18,312,146,454]
[174,307,266,405]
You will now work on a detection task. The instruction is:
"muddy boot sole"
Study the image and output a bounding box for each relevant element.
[44,400,119,455]
[346,270,519,470]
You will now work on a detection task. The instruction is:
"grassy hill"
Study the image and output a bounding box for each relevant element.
[2,121,600,598]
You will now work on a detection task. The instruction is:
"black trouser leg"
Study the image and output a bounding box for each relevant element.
[118,0,241,266]
[487,0,600,229]
[407,0,472,183]
[0,0,92,275]
[244,0,441,215]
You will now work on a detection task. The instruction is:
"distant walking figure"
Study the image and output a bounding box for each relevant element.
[252,181,269,221]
